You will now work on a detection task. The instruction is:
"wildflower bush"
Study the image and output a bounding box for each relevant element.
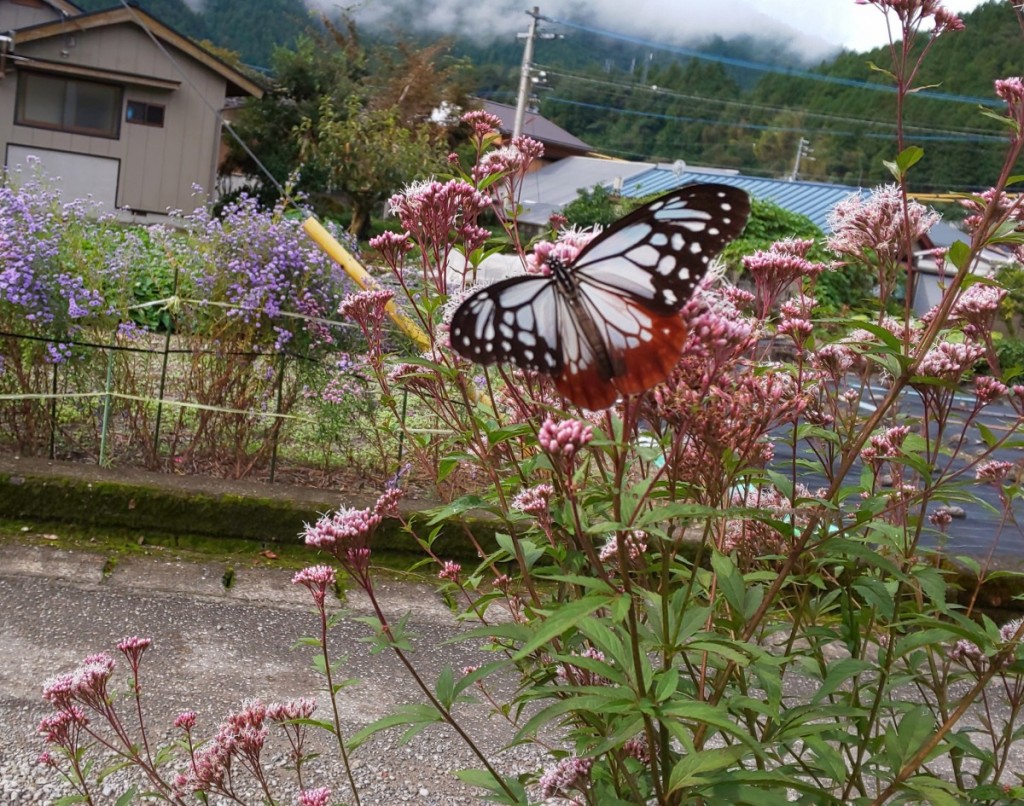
[36,1,1024,804]
[109,195,354,475]
[0,162,114,452]
[0,176,362,476]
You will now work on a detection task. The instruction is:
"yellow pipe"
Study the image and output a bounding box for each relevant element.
[302,217,431,352]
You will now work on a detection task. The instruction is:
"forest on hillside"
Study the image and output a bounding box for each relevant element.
[76,0,1022,191]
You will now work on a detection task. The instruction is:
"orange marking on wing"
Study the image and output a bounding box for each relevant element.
[553,312,688,410]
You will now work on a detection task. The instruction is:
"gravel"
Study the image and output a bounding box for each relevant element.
[0,543,547,804]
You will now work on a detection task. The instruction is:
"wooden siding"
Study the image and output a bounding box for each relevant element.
[0,0,62,32]
[0,21,228,214]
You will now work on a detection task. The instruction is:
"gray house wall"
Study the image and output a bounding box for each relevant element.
[0,0,62,31]
[0,7,234,215]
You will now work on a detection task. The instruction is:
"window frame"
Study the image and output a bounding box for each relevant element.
[15,71,123,139]
[125,100,165,128]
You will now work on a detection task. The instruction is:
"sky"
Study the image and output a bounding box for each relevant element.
[337,0,993,64]
[745,0,990,55]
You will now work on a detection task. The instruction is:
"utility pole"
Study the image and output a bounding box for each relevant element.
[513,7,560,139]
[789,137,813,181]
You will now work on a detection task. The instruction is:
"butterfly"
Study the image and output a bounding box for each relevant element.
[449,183,750,410]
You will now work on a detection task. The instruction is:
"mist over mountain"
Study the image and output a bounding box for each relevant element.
[75,0,835,70]
[73,0,1019,190]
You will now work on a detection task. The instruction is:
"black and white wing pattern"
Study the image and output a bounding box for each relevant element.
[449,183,750,409]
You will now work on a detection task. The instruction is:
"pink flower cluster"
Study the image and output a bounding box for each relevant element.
[175,699,269,794]
[387,179,491,274]
[338,288,394,326]
[438,560,462,582]
[526,228,597,276]
[995,76,1024,133]
[855,0,963,35]
[303,506,382,551]
[298,788,332,806]
[42,652,115,711]
[949,618,1024,672]
[975,460,1014,483]
[933,283,1007,336]
[461,109,503,139]
[292,564,337,605]
[916,341,984,381]
[681,293,758,376]
[974,375,1007,405]
[538,755,593,800]
[720,483,809,564]
[828,185,940,267]
[538,417,594,459]
[742,239,827,318]
[512,483,554,515]
[598,530,648,563]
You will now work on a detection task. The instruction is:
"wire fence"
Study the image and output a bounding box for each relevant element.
[0,294,396,487]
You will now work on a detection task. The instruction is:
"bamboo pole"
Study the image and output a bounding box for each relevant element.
[302,218,431,352]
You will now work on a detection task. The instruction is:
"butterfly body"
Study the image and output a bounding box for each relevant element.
[450,184,750,409]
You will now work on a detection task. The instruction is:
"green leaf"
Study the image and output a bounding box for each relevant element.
[710,551,746,617]
[946,239,972,271]
[486,422,534,444]
[903,774,960,806]
[659,701,760,751]
[654,667,680,702]
[668,746,748,793]
[811,658,873,703]
[883,146,924,180]
[114,787,138,806]
[494,533,544,570]
[512,592,618,660]
[895,705,935,764]
[348,703,442,749]
[454,768,528,805]
[435,665,455,709]
[426,495,489,525]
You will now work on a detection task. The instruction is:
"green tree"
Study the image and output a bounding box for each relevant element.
[222,20,464,236]
[301,96,444,238]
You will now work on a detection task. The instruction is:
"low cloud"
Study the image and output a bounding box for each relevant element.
[318,0,841,64]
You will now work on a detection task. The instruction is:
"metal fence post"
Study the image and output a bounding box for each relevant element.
[268,352,286,484]
[152,266,179,462]
[98,340,115,467]
[48,361,58,460]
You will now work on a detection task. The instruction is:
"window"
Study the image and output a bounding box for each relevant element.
[126,101,165,127]
[15,72,122,138]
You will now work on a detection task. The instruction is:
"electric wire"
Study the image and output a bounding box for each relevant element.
[117,0,291,207]
[543,96,1008,144]
[541,14,1004,108]
[534,64,1004,138]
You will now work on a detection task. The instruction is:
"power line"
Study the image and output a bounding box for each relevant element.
[541,14,1005,108]
[543,96,1009,144]
[535,65,1003,138]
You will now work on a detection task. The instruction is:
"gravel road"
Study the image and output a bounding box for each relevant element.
[0,542,543,805]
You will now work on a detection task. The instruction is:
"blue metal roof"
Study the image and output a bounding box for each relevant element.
[613,168,868,233]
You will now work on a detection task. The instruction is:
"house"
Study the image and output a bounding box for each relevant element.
[913,219,1015,318]
[516,157,868,234]
[614,164,868,234]
[478,99,592,167]
[0,0,263,216]
[516,155,656,227]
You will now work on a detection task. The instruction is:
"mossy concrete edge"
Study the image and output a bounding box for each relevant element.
[0,467,496,560]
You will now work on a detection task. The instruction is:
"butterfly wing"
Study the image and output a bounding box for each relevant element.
[449,183,750,409]
[572,183,751,314]
[552,285,688,409]
[449,274,567,375]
